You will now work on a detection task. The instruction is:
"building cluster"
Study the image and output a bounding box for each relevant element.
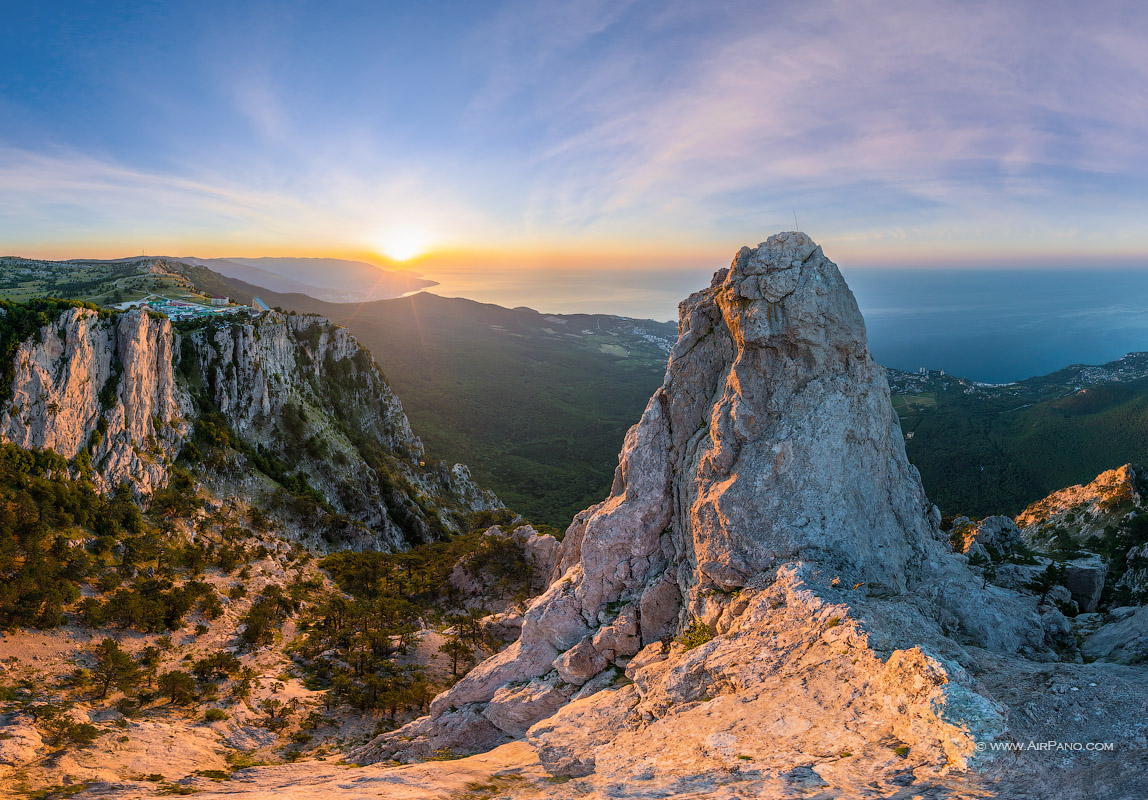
[113,294,267,321]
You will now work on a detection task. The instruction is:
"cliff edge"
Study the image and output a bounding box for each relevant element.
[350,233,1144,797]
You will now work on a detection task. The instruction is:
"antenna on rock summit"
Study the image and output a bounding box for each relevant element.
[793,210,799,231]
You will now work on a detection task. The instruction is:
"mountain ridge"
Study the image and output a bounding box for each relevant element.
[169,255,438,302]
[0,299,497,550]
[346,232,1145,796]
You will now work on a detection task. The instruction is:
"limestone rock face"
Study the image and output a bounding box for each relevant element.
[481,671,570,737]
[1081,606,1148,663]
[352,234,1064,782]
[419,234,949,707]
[183,313,499,548]
[0,307,191,493]
[665,232,940,596]
[1117,543,1148,600]
[0,307,497,549]
[1017,463,1143,548]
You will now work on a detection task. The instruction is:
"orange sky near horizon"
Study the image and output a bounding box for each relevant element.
[9,234,1148,276]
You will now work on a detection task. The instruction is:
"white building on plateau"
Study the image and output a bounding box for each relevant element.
[210,295,229,306]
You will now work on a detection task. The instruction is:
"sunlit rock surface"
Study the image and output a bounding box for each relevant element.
[340,234,1148,797]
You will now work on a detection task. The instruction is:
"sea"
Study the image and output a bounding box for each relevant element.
[413,265,1148,384]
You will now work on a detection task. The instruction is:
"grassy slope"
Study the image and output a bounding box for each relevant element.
[189,270,675,527]
[900,377,1148,517]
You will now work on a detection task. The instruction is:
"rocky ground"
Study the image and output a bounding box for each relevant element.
[6,233,1148,799]
[0,505,444,798]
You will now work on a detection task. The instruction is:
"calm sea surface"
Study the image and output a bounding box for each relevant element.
[414,265,1148,383]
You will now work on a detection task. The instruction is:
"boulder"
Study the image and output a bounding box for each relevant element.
[992,561,1050,592]
[590,603,641,661]
[1064,555,1107,613]
[553,639,608,686]
[1081,606,1148,664]
[481,673,569,737]
[960,515,1027,561]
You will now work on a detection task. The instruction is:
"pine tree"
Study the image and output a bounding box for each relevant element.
[92,638,140,699]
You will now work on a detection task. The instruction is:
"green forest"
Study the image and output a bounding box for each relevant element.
[897,377,1148,517]
[182,269,675,529]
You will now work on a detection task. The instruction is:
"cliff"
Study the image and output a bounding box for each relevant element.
[350,233,1141,796]
[1017,463,1143,546]
[0,307,190,494]
[0,305,497,549]
[181,312,498,547]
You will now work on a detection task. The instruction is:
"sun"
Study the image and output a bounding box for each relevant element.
[373,227,432,262]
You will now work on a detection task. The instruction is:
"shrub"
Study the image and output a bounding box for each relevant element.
[678,622,715,650]
[92,638,141,699]
[192,650,242,682]
[67,723,100,746]
[33,705,101,747]
[203,708,228,723]
[114,697,140,717]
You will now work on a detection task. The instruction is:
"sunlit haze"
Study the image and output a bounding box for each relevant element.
[3,1,1148,279]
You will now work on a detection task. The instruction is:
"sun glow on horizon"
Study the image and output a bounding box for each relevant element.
[371,226,434,262]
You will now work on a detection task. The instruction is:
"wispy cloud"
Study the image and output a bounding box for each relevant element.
[458,0,1148,252]
[2,0,1148,262]
[0,144,487,257]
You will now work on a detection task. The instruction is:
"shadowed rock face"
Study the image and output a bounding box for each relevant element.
[408,233,949,718]
[339,235,1148,795]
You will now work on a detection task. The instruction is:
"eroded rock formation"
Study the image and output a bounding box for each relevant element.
[0,307,190,494]
[351,233,1092,793]
[183,312,498,547]
[0,306,497,549]
[1017,463,1143,547]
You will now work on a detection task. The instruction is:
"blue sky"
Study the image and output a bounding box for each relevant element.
[2,0,1148,270]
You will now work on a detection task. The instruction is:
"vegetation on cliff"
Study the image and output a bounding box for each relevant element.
[895,367,1148,518]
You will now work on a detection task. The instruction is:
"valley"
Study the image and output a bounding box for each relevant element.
[0,240,1146,797]
[157,266,678,529]
[890,354,1148,518]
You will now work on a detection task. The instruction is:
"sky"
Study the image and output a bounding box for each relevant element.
[2,0,1148,274]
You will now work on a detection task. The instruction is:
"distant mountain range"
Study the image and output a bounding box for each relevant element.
[9,250,1148,529]
[170,255,437,302]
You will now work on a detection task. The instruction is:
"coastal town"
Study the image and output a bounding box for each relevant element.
[888,350,1148,400]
